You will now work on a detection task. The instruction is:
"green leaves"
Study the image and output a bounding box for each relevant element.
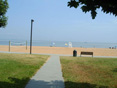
[91,10,97,19]
[68,0,79,8]
[81,6,90,13]
[68,0,117,19]
[0,15,7,28]
[0,0,9,28]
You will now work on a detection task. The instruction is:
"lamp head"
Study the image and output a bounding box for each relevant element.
[31,19,34,22]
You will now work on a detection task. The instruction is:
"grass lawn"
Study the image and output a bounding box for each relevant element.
[60,56,117,88]
[0,53,49,88]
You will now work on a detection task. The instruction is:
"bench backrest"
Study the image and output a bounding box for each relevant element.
[80,51,93,57]
[81,52,93,55]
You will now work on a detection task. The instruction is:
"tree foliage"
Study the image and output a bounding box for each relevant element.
[0,0,9,28]
[68,0,117,19]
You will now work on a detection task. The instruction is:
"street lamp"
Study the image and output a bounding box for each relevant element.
[30,19,34,54]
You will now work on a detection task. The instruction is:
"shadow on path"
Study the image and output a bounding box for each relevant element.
[0,77,110,88]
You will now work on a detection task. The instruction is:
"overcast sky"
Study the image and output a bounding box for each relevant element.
[0,0,117,43]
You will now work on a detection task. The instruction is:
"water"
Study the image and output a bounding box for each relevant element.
[0,40,117,48]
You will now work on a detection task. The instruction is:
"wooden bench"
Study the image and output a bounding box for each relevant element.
[80,51,93,57]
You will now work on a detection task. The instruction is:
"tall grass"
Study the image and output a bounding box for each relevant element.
[60,57,117,88]
[0,53,49,88]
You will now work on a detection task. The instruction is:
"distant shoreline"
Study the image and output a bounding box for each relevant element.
[0,40,117,48]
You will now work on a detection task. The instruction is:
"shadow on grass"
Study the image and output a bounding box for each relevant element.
[65,81,108,88]
[112,68,117,72]
[0,77,30,88]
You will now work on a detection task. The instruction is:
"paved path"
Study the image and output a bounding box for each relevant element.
[25,55,65,88]
[1,51,117,58]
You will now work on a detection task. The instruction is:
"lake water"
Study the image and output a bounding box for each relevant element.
[0,40,117,48]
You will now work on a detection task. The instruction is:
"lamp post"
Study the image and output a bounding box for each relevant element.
[30,19,34,54]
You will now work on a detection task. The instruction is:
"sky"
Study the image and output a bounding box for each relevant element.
[0,0,117,43]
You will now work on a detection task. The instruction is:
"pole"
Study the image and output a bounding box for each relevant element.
[26,41,27,50]
[30,19,34,54]
[9,41,11,52]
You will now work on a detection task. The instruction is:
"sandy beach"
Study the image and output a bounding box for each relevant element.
[0,45,117,56]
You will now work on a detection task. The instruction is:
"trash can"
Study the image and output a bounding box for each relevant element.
[73,50,77,57]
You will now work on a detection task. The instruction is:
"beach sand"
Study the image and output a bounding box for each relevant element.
[0,45,117,56]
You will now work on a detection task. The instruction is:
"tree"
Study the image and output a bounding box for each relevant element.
[68,0,117,19]
[0,0,9,28]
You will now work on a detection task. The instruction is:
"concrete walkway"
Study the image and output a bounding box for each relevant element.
[25,55,65,88]
[1,51,117,58]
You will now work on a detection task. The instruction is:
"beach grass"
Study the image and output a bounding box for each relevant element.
[0,53,49,88]
[60,56,117,88]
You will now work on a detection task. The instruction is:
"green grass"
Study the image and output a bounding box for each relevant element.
[0,53,49,88]
[60,56,117,88]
